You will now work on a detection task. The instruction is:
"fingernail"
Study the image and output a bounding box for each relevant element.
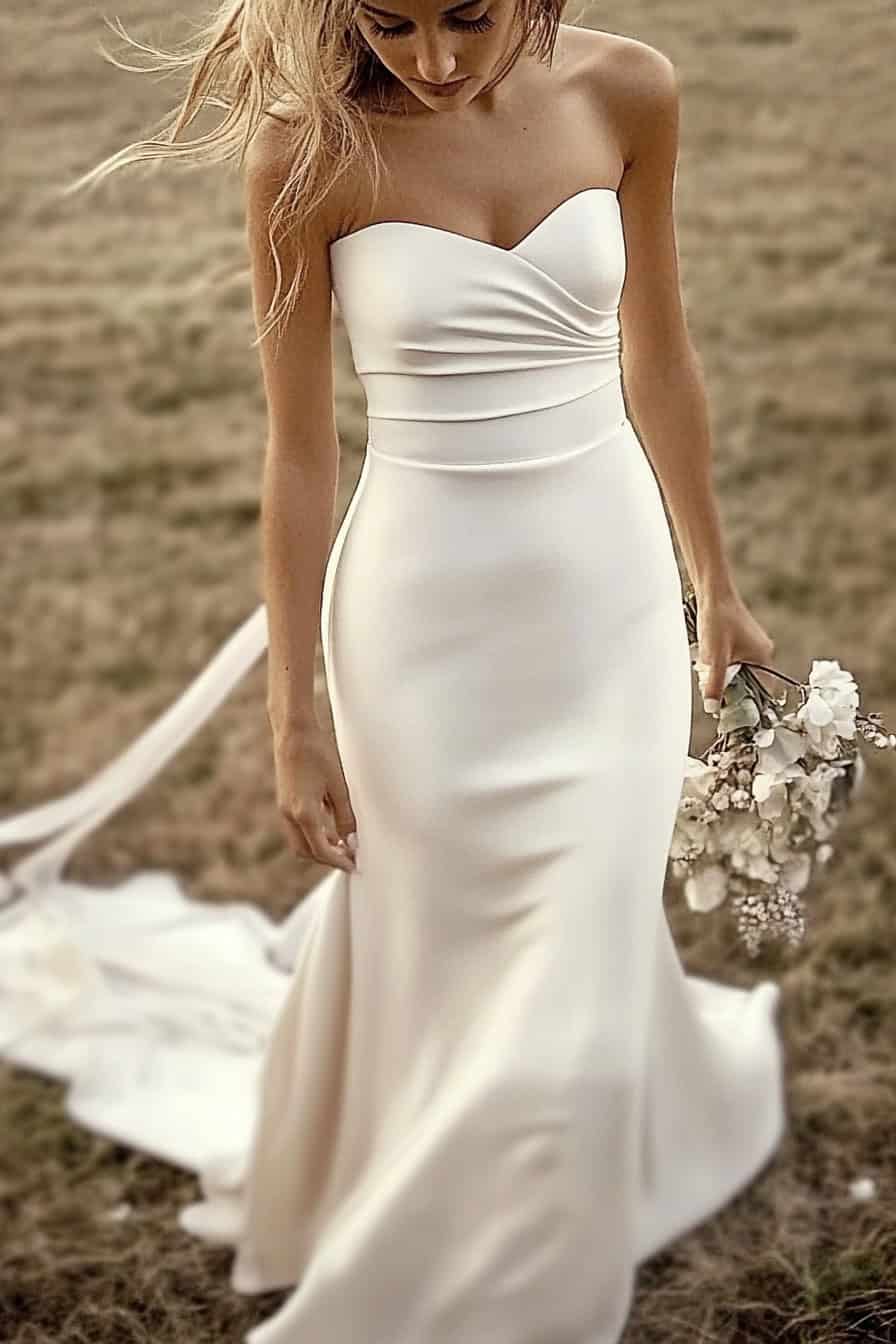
[346,831,358,853]
[703,698,720,715]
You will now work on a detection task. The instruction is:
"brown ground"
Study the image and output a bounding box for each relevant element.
[2,0,894,1340]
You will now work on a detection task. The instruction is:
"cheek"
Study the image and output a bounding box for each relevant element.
[477,14,519,63]
[364,33,409,68]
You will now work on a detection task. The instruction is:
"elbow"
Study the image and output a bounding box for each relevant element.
[621,336,702,404]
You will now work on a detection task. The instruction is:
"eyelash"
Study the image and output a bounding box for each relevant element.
[368,12,495,38]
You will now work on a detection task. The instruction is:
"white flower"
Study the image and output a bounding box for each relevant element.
[752,762,806,819]
[796,692,842,757]
[791,761,838,818]
[682,755,717,796]
[795,659,859,753]
[672,759,718,859]
[753,723,806,776]
[708,810,780,883]
[751,772,783,812]
[712,809,768,863]
[670,814,710,860]
[809,658,859,700]
[684,862,728,912]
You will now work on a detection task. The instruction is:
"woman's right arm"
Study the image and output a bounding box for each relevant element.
[243,117,358,874]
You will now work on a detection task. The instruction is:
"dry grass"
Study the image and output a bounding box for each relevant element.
[2,0,895,1340]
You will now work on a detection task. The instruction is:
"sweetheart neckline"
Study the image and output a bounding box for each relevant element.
[329,186,619,258]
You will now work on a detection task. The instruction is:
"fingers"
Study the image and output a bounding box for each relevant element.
[308,816,357,874]
[704,658,728,712]
[694,655,724,715]
[279,803,357,874]
[695,655,733,717]
[326,787,358,852]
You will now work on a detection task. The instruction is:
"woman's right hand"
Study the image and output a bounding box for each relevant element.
[270,714,358,874]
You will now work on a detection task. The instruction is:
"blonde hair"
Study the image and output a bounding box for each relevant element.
[64,0,568,347]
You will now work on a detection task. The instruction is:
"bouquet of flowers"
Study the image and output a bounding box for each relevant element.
[670,587,895,957]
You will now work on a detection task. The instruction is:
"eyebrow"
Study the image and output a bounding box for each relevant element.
[359,0,481,17]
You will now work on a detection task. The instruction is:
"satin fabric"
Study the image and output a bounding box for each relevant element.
[0,187,786,1344]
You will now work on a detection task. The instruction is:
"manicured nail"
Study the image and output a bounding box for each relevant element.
[346,831,358,853]
[703,697,720,715]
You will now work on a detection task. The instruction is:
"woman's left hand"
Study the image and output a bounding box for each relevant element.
[695,586,776,714]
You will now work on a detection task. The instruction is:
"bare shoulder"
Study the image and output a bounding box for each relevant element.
[562,26,679,167]
[242,100,297,183]
[560,24,677,93]
[242,100,346,243]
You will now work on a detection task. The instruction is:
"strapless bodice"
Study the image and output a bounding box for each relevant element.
[329,187,629,467]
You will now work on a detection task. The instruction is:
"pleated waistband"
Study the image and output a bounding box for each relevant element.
[366,375,628,469]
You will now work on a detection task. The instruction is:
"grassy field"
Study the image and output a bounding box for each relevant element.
[2,0,894,1340]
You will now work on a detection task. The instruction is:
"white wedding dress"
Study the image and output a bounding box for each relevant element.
[0,186,787,1344]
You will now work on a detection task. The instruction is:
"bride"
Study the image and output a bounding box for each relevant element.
[1,2,787,1342]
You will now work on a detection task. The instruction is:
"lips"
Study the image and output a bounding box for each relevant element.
[417,76,469,93]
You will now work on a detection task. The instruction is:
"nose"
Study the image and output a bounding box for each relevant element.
[414,33,459,84]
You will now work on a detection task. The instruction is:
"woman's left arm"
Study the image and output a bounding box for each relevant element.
[607,40,776,710]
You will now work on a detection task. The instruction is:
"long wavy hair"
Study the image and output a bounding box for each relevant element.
[64,0,569,347]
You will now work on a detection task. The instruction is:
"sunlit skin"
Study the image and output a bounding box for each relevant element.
[353,0,526,115]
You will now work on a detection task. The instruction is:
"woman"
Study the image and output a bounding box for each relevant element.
[0,2,788,1341]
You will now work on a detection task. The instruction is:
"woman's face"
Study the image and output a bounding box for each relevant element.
[354,0,520,111]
